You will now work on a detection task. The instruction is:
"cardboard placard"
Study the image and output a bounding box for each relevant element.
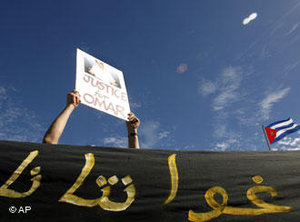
[76,49,130,120]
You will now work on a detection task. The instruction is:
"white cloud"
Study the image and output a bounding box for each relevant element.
[0,86,45,142]
[198,67,247,150]
[259,87,290,120]
[278,137,300,146]
[199,66,243,111]
[274,132,300,150]
[242,12,258,25]
[130,102,142,109]
[184,144,196,149]
[215,142,229,151]
[286,23,300,35]
[103,136,128,148]
[158,131,170,139]
[285,147,300,151]
[140,121,160,148]
[213,124,227,138]
[214,92,237,111]
[214,137,241,151]
[213,67,243,111]
[283,60,300,76]
[212,122,243,151]
[139,120,172,148]
[198,79,217,96]
[127,96,142,113]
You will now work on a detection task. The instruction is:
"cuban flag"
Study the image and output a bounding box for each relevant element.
[264,118,300,144]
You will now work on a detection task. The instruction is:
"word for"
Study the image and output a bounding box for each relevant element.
[94,90,109,100]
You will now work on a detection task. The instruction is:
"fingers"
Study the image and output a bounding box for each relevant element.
[77,96,81,104]
[72,90,80,96]
[67,90,81,107]
[73,94,76,105]
[126,112,140,129]
[74,90,81,104]
[127,112,137,121]
[75,93,80,105]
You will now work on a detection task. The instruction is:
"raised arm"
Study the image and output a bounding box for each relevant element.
[126,112,140,149]
[43,90,80,144]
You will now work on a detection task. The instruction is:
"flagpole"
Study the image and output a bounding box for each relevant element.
[262,125,271,151]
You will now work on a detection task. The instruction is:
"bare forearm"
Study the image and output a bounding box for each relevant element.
[43,105,75,144]
[128,129,140,149]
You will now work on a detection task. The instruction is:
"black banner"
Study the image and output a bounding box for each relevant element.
[0,141,300,221]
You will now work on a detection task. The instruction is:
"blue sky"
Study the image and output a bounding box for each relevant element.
[1,0,300,151]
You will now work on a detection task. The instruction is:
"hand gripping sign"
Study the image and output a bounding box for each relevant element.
[76,49,130,120]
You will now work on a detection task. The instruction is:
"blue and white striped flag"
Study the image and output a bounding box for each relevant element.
[264,118,300,144]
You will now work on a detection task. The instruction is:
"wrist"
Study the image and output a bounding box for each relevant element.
[65,104,76,112]
[128,129,138,136]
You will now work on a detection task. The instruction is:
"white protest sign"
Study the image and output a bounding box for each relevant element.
[75,49,130,120]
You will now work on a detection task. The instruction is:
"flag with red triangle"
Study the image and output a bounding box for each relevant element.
[264,118,300,144]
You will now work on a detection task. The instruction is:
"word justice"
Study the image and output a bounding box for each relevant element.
[83,75,127,101]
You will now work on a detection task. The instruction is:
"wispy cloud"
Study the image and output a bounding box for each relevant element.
[215,142,229,151]
[198,66,285,151]
[103,136,127,148]
[199,71,292,151]
[199,66,243,111]
[286,23,300,35]
[199,66,245,150]
[183,144,196,149]
[212,123,242,151]
[242,12,257,25]
[198,79,217,96]
[235,39,260,61]
[140,120,172,148]
[0,86,45,142]
[103,120,173,149]
[278,137,300,147]
[270,2,300,35]
[259,87,290,120]
[176,63,188,74]
[283,60,300,76]
[237,4,300,62]
[158,131,170,139]
[130,101,142,109]
[273,132,300,150]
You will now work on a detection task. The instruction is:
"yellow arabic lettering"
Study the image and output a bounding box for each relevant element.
[164,154,178,205]
[97,175,136,211]
[189,186,227,222]
[246,176,292,214]
[0,150,41,198]
[188,176,292,222]
[59,153,99,206]
[59,153,136,211]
